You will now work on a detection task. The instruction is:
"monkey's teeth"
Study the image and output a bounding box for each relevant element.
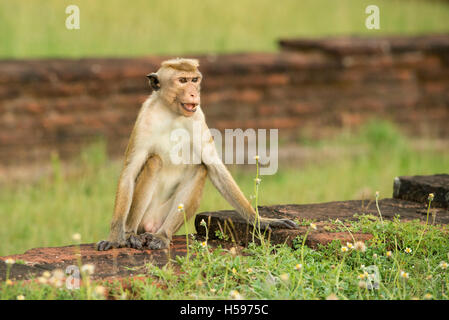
[182,103,197,111]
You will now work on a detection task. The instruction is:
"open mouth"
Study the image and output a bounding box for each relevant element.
[181,103,198,113]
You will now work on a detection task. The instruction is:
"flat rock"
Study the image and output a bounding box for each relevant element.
[195,198,449,247]
[394,174,449,209]
[3,195,449,281]
[0,236,191,281]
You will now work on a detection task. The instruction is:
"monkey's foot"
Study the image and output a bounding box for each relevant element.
[125,232,143,250]
[138,232,170,250]
[96,234,143,251]
[96,240,123,251]
[147,236,170,250]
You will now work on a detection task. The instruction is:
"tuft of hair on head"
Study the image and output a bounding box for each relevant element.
[161,58,199,72]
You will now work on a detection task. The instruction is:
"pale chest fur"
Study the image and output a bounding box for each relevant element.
[136,99,202,201]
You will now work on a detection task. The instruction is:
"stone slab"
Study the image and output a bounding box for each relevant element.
[393,174,449,209]
[195,198,449,246]
[3,196,449,281]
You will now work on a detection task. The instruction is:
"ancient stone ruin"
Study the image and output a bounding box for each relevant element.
[1,174,448,281]
[1,35,448,168]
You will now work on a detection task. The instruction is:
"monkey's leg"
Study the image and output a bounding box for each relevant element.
[97,155,162,251]
[126,156,162,232]
[143,165,207,250]
[124,157,163,249]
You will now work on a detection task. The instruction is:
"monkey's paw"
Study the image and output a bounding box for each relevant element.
[96,240,123,251]
[139,232,170,250]
[125,233,143,250]
[148,237,170,250]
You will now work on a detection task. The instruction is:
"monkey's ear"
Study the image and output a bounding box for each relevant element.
[146,73,161,91]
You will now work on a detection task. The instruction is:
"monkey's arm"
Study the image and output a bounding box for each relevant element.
[206,161,297,230]
[200,132,297,232]
[206,162,253,220]
[200,124,297,230]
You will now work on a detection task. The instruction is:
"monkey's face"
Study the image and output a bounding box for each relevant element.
[171,72,202,117]
[148,68,202,118]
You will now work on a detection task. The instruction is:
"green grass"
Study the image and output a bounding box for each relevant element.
[1,120,449,256]
[1,0,449,58]
[2,0,449,300]
[2,216,449,300]
[1,121,449,299]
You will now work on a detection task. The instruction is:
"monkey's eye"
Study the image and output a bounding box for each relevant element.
[192,77,199,83]
[179,78,187,83]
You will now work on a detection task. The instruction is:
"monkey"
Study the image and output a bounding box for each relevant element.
[96,58,298,251]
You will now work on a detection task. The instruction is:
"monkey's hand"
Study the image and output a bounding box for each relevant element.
[138,232,170,250]
[258,218,299,231]
[96,239,124,251]
[96,231,128,251]
[97,232,146,251]
[125,232,144,250]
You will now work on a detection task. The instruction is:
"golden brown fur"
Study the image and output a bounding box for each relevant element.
[96,58,297,251]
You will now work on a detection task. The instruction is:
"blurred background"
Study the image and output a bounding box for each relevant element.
[0,0,448,255]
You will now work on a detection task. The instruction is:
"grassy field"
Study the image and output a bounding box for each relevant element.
[1,121,449,257]
[2,213,449,300]
[1,0,449,300]
[0,0,449,58]
[1,123,449,300]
